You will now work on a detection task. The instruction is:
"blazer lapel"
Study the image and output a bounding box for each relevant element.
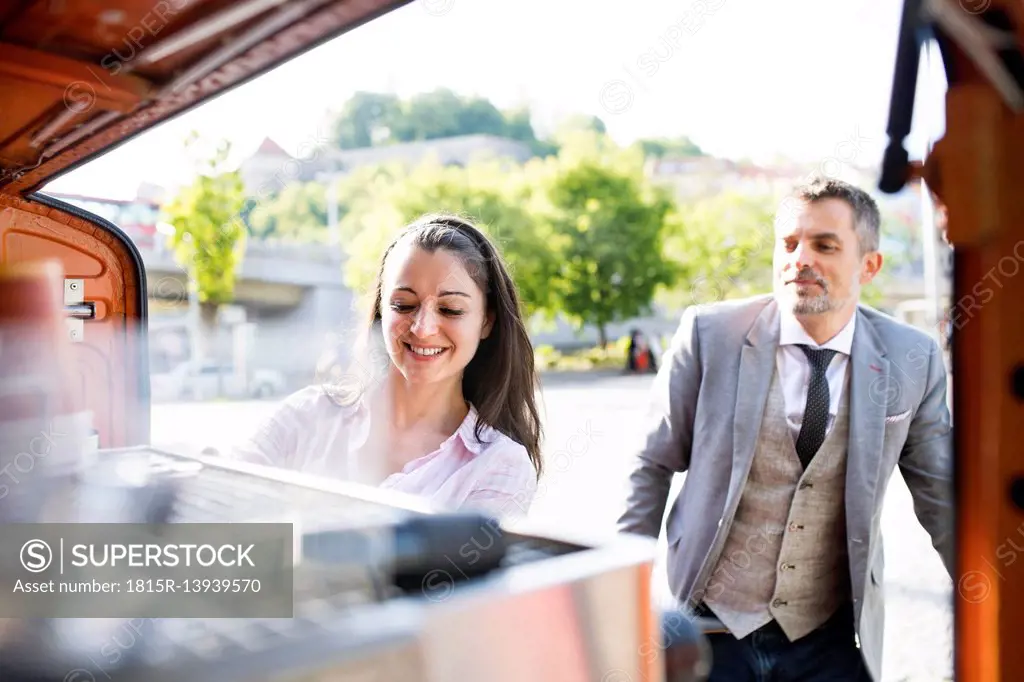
[846,308,889,515]
[731,300,780,504]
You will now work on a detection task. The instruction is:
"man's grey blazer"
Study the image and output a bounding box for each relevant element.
[618,294,954,681]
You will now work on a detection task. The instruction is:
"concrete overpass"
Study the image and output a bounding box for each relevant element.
[141,237,356,386]
[143,237,350,305]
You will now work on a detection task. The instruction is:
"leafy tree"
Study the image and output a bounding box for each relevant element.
[458,96,510,137]
[632,136,706,159]
[162,134,247,362]
[658,191,777,311]
[336,159,558,319]
[503,107,540,142]
[247,182,328,242]
[330,91,403,148]
[326,89,558,156]
[390,88,460,141]
[504,106,559,158]
[554,113,607,138]
[539,137,676,346]
[390,89,507,141]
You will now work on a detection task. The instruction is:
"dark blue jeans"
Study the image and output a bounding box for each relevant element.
[687,603,871,682]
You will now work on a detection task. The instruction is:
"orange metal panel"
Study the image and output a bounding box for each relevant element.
[0,194,148,449]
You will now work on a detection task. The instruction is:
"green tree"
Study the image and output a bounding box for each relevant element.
[554,113,607,138]
[336,159,558,319]
[330,91,403,148]
[391,89,507,141]
[540,138,676,346]
[326,89,559,156]
[632,135,706,159]
[247,182,328,242]
[162,134,247,362]
[658,191,778,311]
[503,107,540,142]
[503,106,559,158]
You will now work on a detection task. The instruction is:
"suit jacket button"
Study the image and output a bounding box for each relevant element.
[788,522,803,531]
[799,481,813,490]
[772,598,787,608]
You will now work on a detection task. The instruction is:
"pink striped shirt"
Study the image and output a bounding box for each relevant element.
[231,386,538,521]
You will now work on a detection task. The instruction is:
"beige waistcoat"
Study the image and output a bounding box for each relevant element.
[702,367,852,641]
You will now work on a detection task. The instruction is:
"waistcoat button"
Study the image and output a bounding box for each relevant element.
[788,522,804,531]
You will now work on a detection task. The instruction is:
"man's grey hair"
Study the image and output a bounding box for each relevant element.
[792,177,881,254]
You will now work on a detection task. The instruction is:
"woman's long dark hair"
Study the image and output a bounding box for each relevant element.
[335,213,543,479]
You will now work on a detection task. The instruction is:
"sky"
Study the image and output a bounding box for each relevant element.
[43,0,949,201]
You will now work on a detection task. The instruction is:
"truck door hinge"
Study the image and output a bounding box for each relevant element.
[64,279,95,343]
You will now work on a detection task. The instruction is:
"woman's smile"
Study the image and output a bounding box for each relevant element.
[404,341,451,361]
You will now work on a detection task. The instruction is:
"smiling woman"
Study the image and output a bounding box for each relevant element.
[232,214,543,522]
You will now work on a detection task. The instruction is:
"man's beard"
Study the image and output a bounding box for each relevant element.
[780,269,836,315]
[791,293,834,315]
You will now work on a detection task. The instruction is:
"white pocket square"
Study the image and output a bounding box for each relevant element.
[885,409,912,424]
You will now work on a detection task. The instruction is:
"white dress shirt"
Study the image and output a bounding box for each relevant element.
[776,311,856,440]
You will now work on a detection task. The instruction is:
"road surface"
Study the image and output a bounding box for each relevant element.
[152,372,953,682]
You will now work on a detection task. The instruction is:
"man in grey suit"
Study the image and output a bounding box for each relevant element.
[619,178,953,681]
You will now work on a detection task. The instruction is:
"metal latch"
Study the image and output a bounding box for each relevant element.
[64,279,95,342]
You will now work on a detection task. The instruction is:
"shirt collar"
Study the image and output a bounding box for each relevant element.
[451,403,495,456]
[779,308,857,355]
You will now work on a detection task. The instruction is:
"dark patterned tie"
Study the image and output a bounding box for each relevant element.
[795,345,838,469]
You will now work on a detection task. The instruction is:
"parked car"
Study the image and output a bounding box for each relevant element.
[151,360,287,401]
